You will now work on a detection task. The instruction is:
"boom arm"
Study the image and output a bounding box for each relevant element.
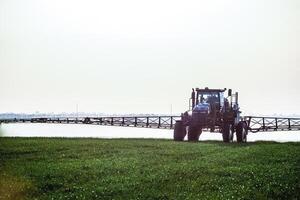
[244,116,300,133]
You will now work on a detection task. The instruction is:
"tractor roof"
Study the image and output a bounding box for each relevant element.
[195,87,226,93]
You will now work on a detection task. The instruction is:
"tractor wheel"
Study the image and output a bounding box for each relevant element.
[222,123,234,143]
[173,121,186,141]
[188,126,201,142]
[236,121,247,143]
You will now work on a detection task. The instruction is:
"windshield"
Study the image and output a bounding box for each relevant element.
[197,92,220,105]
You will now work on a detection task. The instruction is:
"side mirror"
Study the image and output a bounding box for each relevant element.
[228,89,232,96]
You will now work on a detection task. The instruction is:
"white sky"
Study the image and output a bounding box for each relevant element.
[0,0,299,115]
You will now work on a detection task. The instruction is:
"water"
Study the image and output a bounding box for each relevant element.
[1,123,300,142]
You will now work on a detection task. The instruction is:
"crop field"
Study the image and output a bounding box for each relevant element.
[0,138,299,200]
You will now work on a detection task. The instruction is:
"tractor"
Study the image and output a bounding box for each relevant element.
[174,87,248,142]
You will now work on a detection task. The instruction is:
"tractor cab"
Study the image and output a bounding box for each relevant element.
[190,87,226,113]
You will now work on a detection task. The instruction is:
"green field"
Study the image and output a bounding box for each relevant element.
[0,138,299,200]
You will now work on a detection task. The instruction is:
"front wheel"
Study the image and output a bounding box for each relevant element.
[188,125,201,142]
[222,123,234,143]
[173,121,186,141]
[236,121,247,143]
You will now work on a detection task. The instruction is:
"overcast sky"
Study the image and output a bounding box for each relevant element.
[0,0,299,115]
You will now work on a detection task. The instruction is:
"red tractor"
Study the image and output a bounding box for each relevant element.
[174,87,248,142]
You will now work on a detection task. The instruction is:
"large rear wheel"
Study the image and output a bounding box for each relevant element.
[236,121,247,143]
[188,125,201,142]
[173,121,186,141]
[222,123,234,143]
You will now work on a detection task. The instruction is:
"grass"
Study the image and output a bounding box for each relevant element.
[0,138,299,200]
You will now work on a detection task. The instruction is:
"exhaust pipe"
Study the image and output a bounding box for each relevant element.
[191,88,195,108]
